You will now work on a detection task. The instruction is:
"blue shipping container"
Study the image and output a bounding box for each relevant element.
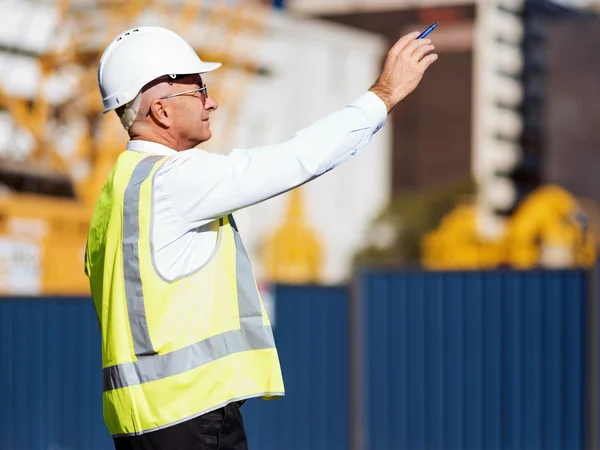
[361,269,588,450]
[0,297,112,450]
[0,286,350,450]
[0,267,592,450]
[244,284,349,450]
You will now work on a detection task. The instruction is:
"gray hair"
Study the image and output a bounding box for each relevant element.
[117,93,142,131]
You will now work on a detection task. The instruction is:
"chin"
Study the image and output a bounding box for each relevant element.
[197,131,211,144]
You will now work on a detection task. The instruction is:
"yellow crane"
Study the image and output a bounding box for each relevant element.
[0,0,271,295]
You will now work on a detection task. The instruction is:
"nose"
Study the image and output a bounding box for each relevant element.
[204,95,218,112]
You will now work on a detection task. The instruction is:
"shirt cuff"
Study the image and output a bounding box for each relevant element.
[349,91,388,134]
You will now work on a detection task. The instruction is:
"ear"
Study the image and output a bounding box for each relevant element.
[148,99,171,128]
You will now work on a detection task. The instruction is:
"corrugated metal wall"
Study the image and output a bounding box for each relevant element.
[243,285,349,450]
[361,269,588,450]
[0,269,592,450]
[0,297,112,450]
[0,287,350,450]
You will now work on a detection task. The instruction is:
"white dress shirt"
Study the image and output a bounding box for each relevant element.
[126,91,387,281]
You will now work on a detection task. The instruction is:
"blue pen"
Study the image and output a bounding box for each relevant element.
[417,22,438,39]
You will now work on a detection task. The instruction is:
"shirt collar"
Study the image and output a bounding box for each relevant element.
[126,140,177,156]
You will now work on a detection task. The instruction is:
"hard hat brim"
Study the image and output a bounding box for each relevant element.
[197,62,222,74]
[102,61,222,114]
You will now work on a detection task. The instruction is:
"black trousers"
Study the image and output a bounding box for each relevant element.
[113,401,248,450]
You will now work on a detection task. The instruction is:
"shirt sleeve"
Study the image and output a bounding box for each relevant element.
[156,91,388,228]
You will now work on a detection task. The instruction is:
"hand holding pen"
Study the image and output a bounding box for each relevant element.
[369,22,439,112]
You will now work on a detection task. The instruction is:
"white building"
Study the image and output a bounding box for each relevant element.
[220,11,391,284]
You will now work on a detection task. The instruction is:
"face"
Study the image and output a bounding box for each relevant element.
[170,75,218,147]
[147,74,218,149]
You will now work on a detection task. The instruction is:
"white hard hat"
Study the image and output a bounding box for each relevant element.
[98,26,221,114]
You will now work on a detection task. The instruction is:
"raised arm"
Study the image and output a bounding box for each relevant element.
[158,31,437,228]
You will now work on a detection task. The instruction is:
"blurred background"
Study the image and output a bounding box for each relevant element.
[1,0,600,449]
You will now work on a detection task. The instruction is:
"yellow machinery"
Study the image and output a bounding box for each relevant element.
[0,0,270,295]
[506,185,597,269]
[263,187,323,284]
[422,184,599,270]
[421,202,506,270]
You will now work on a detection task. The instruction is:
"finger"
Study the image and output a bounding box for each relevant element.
[391,31,421,54]
[404,38,431,57]
[413,44,435,62]
[418,53,439,70]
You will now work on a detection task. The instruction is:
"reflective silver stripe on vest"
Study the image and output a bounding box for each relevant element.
[123,155,163,357]
[103,157,276,392]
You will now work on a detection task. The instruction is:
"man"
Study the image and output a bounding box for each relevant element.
[85,25,437,450]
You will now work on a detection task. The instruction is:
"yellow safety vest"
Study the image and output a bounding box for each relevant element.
[85,150,284,437]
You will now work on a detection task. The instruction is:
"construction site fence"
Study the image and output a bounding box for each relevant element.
[1,265,597,450]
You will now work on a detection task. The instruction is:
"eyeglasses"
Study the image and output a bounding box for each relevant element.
[160,84,208,100]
